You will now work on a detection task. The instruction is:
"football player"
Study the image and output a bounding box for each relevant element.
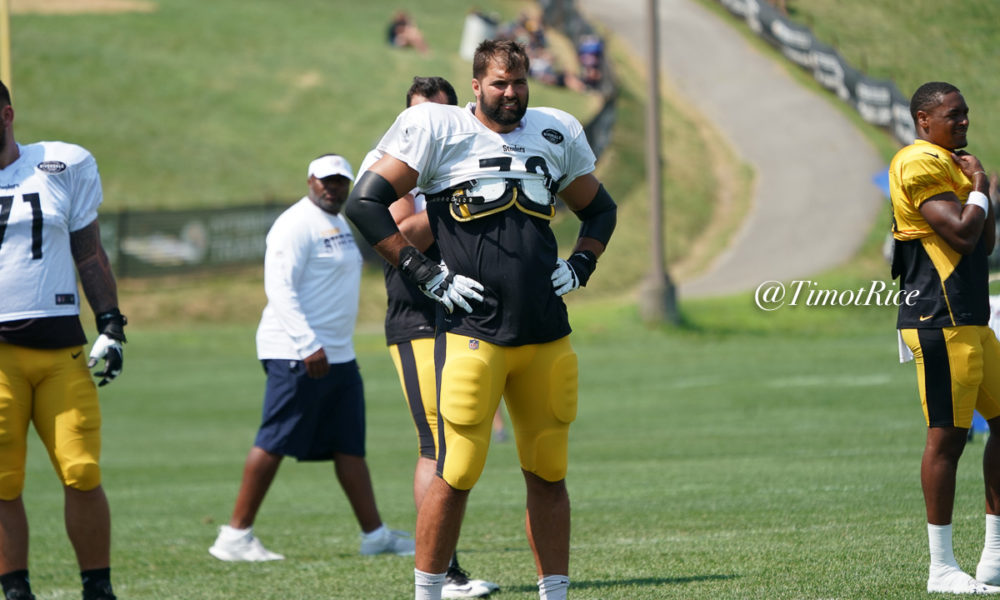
[0,80,126,600]
[346,40,616,600]
[358,76,499,599]
[891,81,1000,594]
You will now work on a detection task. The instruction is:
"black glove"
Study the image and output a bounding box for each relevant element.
[398,246,484,313]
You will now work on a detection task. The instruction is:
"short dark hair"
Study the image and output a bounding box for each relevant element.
[406,76,458,107]
[0,80,10,107]
[472,39,530,80]
[910,81,960,123]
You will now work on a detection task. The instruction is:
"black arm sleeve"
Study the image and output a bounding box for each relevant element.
[344,171,404,246]
[573,184,617,246]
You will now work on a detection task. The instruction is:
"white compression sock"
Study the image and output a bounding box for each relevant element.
[538,574,570,600]
[985,514,1000,555]
[415,569,446,600]
[977,514,1000,583]
[928,523,961,570]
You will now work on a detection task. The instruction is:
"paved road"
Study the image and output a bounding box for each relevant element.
[576,0,885,297]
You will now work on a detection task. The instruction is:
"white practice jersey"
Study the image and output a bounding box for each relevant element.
[0,142,103,322]
[375,102,595,196]
[256,198,363,363]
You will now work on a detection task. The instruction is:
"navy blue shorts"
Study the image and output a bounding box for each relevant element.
[254,359,366,460]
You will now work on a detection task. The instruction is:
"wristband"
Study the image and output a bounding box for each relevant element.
[567,250,598,287]
[967,190,990,216]
[95,308,128,343]
[397,245,438,286]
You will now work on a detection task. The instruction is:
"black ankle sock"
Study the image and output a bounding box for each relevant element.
[81,568,112,594]
[0,570,31,595]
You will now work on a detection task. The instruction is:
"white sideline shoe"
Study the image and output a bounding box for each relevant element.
[209,525,285,562]
[928,566,1000,594]
[443,565,499,598]
[977,553,1000,586]
[359,526,415,556]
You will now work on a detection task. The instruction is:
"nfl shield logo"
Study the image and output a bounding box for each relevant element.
[468,339,479,350]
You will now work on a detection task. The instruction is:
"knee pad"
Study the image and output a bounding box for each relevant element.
[529,429,570,482]
[439,356,495,490]
[517,350,578,482]
[62,460,102,491]
[547,352,579,424]
[440,356,494,426]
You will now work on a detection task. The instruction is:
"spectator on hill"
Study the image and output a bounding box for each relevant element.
[577,35,604,90]
[496,12,587,93]
[388,10,429,54]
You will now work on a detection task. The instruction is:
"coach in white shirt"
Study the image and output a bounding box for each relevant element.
[209,154,414,562]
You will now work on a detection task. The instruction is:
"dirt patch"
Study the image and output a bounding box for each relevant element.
[10,0,156,15]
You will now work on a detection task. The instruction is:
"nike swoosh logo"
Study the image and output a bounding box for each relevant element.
[923,152,940,159]
[71,351,82,359]
[919,315,933,322]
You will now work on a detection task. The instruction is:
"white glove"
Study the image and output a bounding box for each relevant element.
[88,334,124,386]
[422,262,485,313]
[551,258,581,296]
[551,251,597,296]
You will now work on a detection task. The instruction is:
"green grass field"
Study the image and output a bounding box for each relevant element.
[7,0,1000,599]
[20,302,980,600]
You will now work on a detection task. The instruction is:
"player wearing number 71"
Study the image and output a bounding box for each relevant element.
[0,80,125,600]
[345,39,617,600]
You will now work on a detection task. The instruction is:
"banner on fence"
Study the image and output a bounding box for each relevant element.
[717,0,915,146]
[100,204,287,277]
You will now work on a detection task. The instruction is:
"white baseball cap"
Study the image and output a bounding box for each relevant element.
[308,155,354,181]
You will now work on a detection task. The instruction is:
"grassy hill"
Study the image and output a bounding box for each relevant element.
[698,0,1000,171]
[9,0,596,209]
[9,0,746,327]
[3,0,747,325]
[788,0,1000,169]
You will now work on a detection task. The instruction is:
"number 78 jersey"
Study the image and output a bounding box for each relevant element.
[376,102,596,200]
[0,141,103,322]
[376,102,597,346]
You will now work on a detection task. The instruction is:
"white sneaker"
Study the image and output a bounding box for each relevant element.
[928,566,1000,594]
[209,525,285,562]
[443,565,499,598]
[978,553,1000,585]
[359,525,415,556]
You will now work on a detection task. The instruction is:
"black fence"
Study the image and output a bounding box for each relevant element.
[716,0,916,145]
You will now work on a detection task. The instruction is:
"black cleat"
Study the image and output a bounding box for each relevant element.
[82,580,116,600]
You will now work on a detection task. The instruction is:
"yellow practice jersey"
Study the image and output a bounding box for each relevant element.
[889,139,989,328]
